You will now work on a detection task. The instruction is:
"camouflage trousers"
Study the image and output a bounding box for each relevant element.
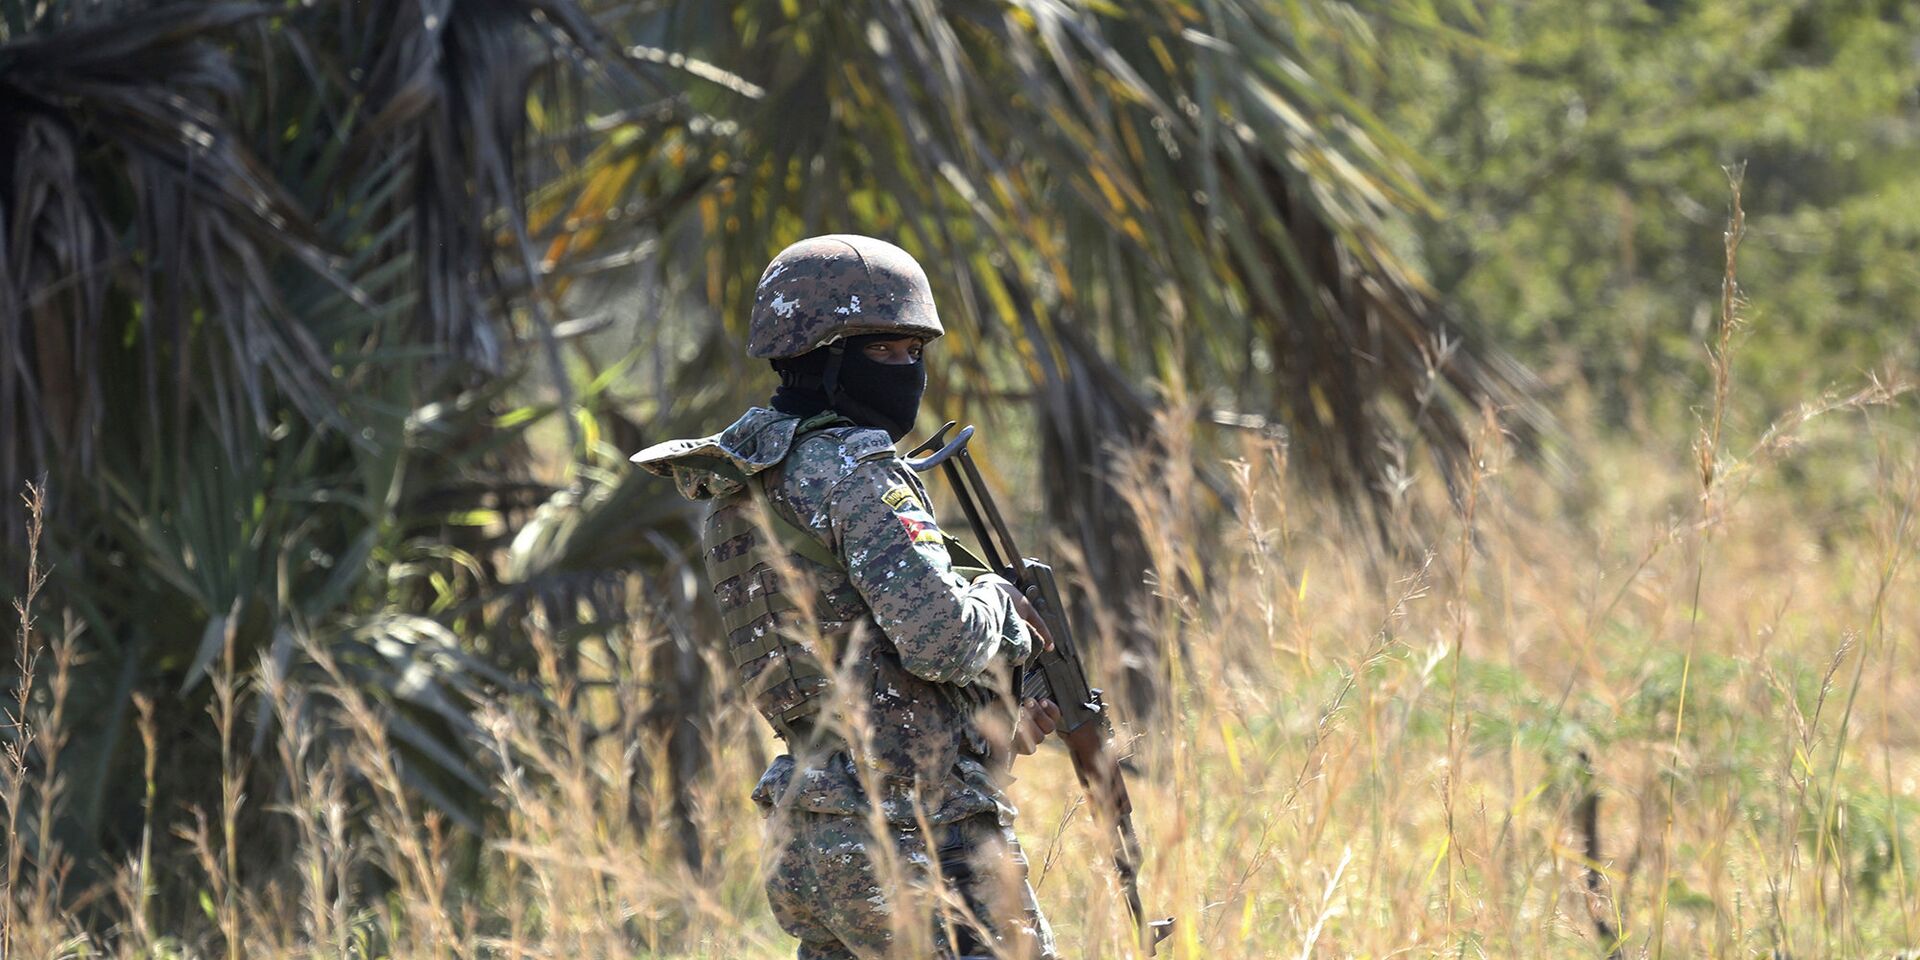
[763,809,1059,960]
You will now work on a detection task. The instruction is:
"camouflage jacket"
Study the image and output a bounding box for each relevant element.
[634,407,1035,824]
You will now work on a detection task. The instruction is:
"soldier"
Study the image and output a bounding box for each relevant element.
[633,234,1063,959]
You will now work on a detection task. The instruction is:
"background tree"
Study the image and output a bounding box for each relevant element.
[3,0,1537,915]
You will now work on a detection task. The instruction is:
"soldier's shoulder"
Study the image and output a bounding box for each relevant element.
[629,406,802,501]
[784,425,898,478]
[774,425,900,509]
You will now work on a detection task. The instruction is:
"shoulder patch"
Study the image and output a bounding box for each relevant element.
[881,484,920,511]
[880,481,943,545]
[897,513,944,545]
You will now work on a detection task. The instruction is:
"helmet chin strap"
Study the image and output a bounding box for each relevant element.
[819,342,845,396]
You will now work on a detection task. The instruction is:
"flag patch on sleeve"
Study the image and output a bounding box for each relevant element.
[898,514,942,544]
[883,483,943,544]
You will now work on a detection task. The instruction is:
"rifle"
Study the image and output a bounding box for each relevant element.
[908,421,1175,955]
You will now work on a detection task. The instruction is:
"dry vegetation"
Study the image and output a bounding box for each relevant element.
[6,1,1919,956]
[7,389,1917,959]
[6,210,1920,960]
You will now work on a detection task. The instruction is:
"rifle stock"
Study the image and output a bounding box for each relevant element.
[908,421,1174,955]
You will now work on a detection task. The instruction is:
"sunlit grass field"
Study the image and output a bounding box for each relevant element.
[3,190,1916,960]
[8,361,1917,959]
[5,0,1918,955]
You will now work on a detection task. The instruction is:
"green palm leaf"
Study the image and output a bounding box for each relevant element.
[548,0,1546,507]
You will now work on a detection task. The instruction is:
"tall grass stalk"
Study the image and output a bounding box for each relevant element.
[1656,164,1748,960]
[4,482,84,959]
[4,224,1919,958]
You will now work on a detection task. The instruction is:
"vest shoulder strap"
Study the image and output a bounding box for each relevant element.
[751,474,842,572]
[750,412,859,572]
[794,410,855,434]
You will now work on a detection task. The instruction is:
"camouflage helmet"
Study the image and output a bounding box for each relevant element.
[746,234,943,359]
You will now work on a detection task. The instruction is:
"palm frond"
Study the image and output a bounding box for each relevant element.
[1,0,652,881]
[522,1,1553,717]
[0,2,353,551]
[551,1,1548,511]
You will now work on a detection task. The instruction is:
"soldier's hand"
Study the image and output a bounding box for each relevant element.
[1012,698,1062,755]
[982,577,1054,653]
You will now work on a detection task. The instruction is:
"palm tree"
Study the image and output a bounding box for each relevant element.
[2,0,1540,914]
[0,0,647,896]
[529,0,1546,709]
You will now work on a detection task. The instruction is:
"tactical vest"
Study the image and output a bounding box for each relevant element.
[699,413,858,739]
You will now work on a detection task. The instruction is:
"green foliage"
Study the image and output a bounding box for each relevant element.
[5,0,1915,952]
[7,0,1530,921]
[551,0,1543,506]
[0,0,640,891]
[1377,0,1920,424]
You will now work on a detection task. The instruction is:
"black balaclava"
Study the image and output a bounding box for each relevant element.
[769,334,926,441]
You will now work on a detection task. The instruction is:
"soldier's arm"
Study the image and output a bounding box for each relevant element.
[824,458,1032,685]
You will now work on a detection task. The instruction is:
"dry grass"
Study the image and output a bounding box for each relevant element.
[6,205,1920,958]
[5,375,1916,959]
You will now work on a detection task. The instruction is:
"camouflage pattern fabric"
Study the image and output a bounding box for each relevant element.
[747,234,944,359]
[635,406,1047,958]
[634,406,1034,823]
[764,808,1058,960]
[630,406,804,501]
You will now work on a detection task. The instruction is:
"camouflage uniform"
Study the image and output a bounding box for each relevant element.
[767,809,1053,960]
[634,235,1056,959]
